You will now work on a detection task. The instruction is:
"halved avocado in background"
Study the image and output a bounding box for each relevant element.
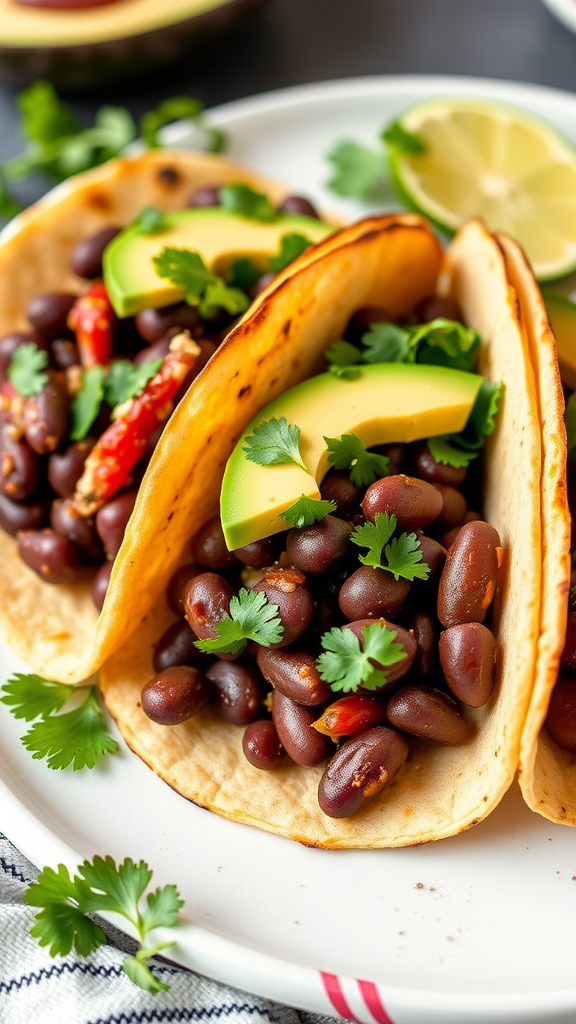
[0,0,265,89]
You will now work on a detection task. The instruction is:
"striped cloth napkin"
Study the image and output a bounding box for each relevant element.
[0,832,337,1024]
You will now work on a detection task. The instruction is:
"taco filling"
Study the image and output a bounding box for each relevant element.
[100,215,552,848]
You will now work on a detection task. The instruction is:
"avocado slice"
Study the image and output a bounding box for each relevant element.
[543,290,576,389]
[221,363,483,550]
[103,207,334,317]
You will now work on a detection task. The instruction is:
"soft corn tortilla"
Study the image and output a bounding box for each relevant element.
[100,216,551,848]
[0,149,296,684]
[498,236,573,827]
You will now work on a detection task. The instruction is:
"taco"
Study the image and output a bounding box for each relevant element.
[99,214,564,848]
[0,148,335,684]
[506,243,573,827]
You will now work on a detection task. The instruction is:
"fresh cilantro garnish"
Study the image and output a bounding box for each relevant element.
[429,379,504,466]
[316,622,407,693]
[7,342,49,397]
[226,257,262,291]
[279,495,336,528]
[325,339,363,379]
[242,416,307,471]
[407,318,480,371]
[361,323,410,364]
[70,365,105,441]
[324,432,390,486]
[140,96,225,152]
[105,359,163,409]
[326,141,387,198]
[24,855,183,994]
[427,436,477,468]
[152,247,249,318]
[0,171,21,218]
[219,183,277,222]
[133,206,167,235]
[268,233,312,272]
[565,391,576,452]
[350,512,430,582]
[382,120,427,155]
[0,673,118,771]
[194,588,283,655]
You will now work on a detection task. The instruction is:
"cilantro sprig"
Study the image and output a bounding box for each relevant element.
[194,588,283,655]
[219,183,277,222]
[326,318,480,375]
[133,206,167,235]
[0,673,118,771]
[325,118,425,199]
[350,512,430,582]
[25,855,183,994]
[7,342,49,397]
[325,432,390,487]
[427,379,504,468]
[280,495,336,528]
[70,358,163,441]
[140,95,224,152]
[153,247,250,319]
[316,622,407,693]
[242,416,307,471]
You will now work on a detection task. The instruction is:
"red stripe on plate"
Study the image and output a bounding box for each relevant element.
[320,971,361,1022]
[358,979,396,1024]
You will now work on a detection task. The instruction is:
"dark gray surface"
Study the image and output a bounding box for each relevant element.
[1,0,576,167]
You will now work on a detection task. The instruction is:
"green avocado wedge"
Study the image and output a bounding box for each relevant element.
[103,207,334,317]
[542,290,576,390]
[220,362,483,550]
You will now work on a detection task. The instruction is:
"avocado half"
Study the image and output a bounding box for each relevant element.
[0,0,266,89]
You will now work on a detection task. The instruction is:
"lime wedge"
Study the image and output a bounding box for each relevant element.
[386,97,576,281]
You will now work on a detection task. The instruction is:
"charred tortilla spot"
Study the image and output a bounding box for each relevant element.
[85,190,112,212]
[156,166,181,188]
[282,319,292,336]
[238,385,251,398]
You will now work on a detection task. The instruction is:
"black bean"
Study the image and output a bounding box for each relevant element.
[23,371,70,454]
[184,572,235,641]
[0,425,39,501]
[271,690,332,767]
[206,659,266,724]
[318,726,408,818]
[437,520,502,627]
[167,562,204,615]
[153,619,207,673]
[242,720,285,769]
[256,647,331,705]
[251,567,313,647]
[286,516,352,575]
[277,194,320,218]
[434,484,467,530]
[233,536,279,568]
[188,184,222,208]
[135,302,201,344]
[414,533,447,584]
[51,498,103,559]
[416,295,462,323]
[70,226,122,280]
[17,528,81,583]
[439,511,481,550]
[92,560,112,611]
[132,336,171,368]
[439,622,496,707]
[375,443,405,476]
[338,565,410,621]
[545,673,576,752]
[26,293,76,340]
[344,618,417,685]
[413,442,467,486]
[362,474,443,530]
[387,685,470,744]
[410,611,439,680]
[95,490,137,559]
[48,438,95,498]
[51,338,80,371]
[191,514,240,572]
[141,665,209,726]
[0,490,50,536]
[320,470,362,514]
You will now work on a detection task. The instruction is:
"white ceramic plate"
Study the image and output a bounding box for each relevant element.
[2,76,576,1024]
[542,0,576,35]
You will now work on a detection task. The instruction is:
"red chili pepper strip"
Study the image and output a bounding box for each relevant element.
[73,333,201,517]
[312,694,388,739]
[68,281,115,370]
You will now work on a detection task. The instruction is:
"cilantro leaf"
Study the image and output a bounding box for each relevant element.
[350,512,397,568]
[242,416,307,471]
[18,79,81,147]
[104,359,163,409]
[361,323,410,363]
[268,233,312,272]
[565,391,576,452]
[226,257,262,291]
[382,120,426,155]
[324,432,390,487]
[427,436,477,468]
[133,206,167,235]
[219,183,277,222]
[7,342,49,397]
[461,379,503,448]
[201,277,249,318]
[0,172,21,218]
[279,495,336,528]
[384,532,431,581]
[409,318,480,371]
[24,855,183,993]
[325,338,362,379]
[22,690,119,771]
[326,141,387,197]
[140,96,204,148]
[194,588,283,655]
[152,247,249,318]
[0,673,75,722]
[351,512,429,581]
[70,365,105,441]
[316,621,407,693]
